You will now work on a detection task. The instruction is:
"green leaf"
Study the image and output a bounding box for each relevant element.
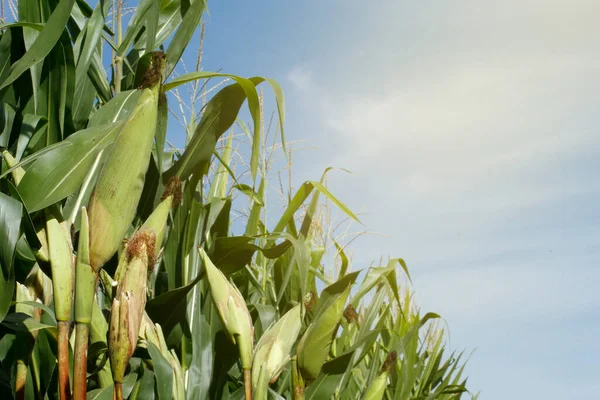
[271,182,313,234]
[334,240,349,279]
[163,76,261,182]
[0,0,76,90]
[233,184,263,205]
[145,0,159,54]
[145,272,204,336]
[297,272,359,381]
[315,270,361,317]
[155,92,168,172]
[154,1,183,48]
[309,181,360,223]
[350,266,395,308]
[72,0,111,129]
[0,22,44,32]
[132,369,156,400]
[165,0,207,76]
[17,121,124,211]
[12,301,56,324]
[0,29,13,97]
[255,77,286,156]
[146,341,174,400]
[0,312,57,334]
[16,113,48,159]
[122,372,140,399]
[86,386,114,400]
[88,89,142,126]
[210,236,259,275]
[0,192,21,322]
[186,311,212,400]
[0,103,17,149]
[117,0,155,57]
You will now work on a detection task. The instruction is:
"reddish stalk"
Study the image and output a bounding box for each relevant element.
[244,369,252,400]
[114,382,123,400]
[73,323,89,399]
[58,321,72,400]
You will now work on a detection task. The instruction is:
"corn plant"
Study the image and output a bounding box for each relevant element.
[0,1,477,399]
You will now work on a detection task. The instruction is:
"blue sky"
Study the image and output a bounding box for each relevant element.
[182,1,600,398]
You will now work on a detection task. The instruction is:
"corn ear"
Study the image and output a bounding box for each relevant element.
[45,210,74,322]
[199,247,254,369]
[252,304,302,398]
[139,176,181,259]
[75,207,95,324]
[362,371,388,400]
[88,85,160,271]
[108,230,154,383]
[297,284,352,382]
[363,351,396,400]
[1,149,25,185]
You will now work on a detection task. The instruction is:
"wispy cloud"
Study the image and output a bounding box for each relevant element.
[283,3,600,396]
[287,65,315,92]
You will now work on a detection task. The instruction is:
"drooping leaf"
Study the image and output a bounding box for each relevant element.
[17,121,124,211]
[163,77,260,182]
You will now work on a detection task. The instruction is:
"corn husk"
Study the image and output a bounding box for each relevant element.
[199,247,254,369]
[252,304,302,397]
[108,230,155,383]
[363,351,397,400]
[88,85,159,271]
[297,284,352,382]
[45,210,74,323]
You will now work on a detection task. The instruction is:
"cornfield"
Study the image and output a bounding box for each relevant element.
[0,1,477,399]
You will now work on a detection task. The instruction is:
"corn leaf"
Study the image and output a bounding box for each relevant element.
[17,121,124,212]
[0,193,20,322]
[0,0,76,90]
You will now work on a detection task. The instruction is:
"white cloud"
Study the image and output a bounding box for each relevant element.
[286,65,314,92]
[412,261,600,324]
[284,0,600,316]
[323,55,600,199]
[280,2,600,398]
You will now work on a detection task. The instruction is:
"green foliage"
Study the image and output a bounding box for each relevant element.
[0,1,476,399]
